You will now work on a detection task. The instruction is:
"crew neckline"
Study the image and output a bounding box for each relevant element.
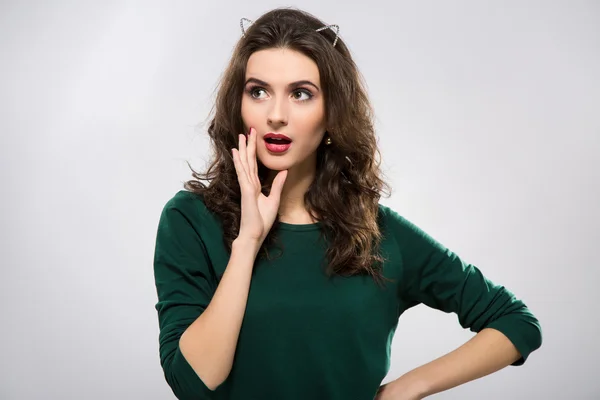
[278,221,322,231]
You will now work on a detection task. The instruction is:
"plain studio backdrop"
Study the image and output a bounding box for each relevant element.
[1,1,598,399]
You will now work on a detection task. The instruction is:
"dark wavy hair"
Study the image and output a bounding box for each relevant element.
[184,7,393,286]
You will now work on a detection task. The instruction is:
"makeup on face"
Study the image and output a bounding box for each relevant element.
[243,77,319,104]
[264,132,292,153]
[241,49,326,167]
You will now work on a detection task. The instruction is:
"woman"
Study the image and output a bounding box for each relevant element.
[153,7,542,400]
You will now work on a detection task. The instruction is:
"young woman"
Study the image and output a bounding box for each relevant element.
[153,8,542,400]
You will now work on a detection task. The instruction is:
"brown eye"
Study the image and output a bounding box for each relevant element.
[293,89,313,102]
[250,87,266,99]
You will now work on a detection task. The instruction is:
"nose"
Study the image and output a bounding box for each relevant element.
[267,96,288,127]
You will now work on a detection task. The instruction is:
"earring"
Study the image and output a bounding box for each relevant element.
[325,136,332,145]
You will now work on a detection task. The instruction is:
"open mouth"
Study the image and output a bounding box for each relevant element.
[265,138,292,144]
[264,137,292,153]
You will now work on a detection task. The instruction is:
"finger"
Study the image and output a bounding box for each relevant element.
[267,170,288,202]
[238,133,251,182]
[231,149,248,187]
[247,128,258,180]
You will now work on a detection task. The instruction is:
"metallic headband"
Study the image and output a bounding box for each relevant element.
[240,17,340,47]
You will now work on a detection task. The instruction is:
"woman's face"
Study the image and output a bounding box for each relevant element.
[241,48,326,174]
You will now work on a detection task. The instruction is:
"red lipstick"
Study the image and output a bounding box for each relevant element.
[263,132,292,153]
[264,133,292,141]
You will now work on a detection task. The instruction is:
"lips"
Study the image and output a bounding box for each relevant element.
[264,133,292,144]
[263,132,292,153]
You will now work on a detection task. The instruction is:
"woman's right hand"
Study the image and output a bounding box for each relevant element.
[232,127,288,244]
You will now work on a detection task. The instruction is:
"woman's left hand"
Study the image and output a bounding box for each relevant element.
[374,379,423,400]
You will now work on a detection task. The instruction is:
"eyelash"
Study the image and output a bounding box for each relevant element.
[245,85,314,102]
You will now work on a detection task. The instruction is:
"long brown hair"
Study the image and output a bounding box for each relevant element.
[185,7,393,286]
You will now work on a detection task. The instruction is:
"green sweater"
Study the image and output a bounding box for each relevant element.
[153,190,542,400]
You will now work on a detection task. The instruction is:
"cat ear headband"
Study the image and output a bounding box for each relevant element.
[240,17,340,47]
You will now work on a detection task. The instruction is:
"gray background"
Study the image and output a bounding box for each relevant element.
[1,0,598,399]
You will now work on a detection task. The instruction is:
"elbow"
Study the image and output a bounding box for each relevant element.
[198,375,223,393]
[158,334,226,399]
[178,333,231,391]
[485,307,543,365]
[519,308,543,353]
[163,359,221,399]
[531,315,543,352]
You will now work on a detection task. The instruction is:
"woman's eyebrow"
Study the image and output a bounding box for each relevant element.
[244,77,320,92]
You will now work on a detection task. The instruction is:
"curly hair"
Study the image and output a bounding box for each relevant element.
[184,7,393,286]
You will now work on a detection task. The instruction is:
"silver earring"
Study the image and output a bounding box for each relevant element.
[325,136,332,145]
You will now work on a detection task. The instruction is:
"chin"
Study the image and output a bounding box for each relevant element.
[258,157,293,172]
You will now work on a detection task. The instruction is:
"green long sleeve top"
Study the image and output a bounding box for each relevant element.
[153,190,542,400]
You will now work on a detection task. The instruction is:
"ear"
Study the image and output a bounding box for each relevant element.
[240,18,254,36]
[315,24,340,47]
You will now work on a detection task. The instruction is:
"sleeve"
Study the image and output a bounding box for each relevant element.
[387,207,542,366]
[153,194,218,399]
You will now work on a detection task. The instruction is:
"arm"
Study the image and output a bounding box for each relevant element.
[154,195,260,399]
[179,237,259,390]
[381,207,542,397]
[378,328,523,399]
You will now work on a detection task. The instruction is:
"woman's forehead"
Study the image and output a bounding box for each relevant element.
[245,49,320,84]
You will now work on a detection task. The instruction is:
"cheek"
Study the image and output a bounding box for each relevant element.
[299,108,326,140]
[303,100,326,129]
[240,98,260,128]
[240,99,250,126]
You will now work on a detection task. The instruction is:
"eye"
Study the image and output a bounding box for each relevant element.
[245,86,314,102]
[248,86,267,99]
[293,89,313,102]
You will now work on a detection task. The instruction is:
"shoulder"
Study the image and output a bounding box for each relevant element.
[158,190,215,229]
[163,190,208,215]
[377,203,414,235]
[161,189,227,234]
[163,189,206,211]
[377,203,447,252]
